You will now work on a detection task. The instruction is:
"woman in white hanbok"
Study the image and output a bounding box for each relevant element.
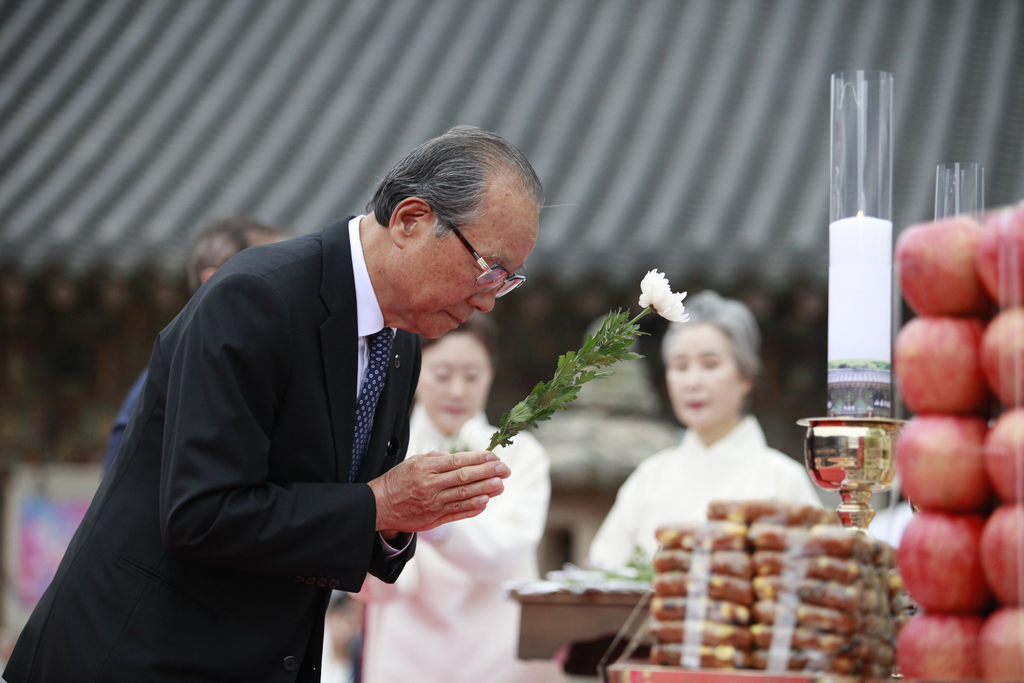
[589,291,821,567]
[357,315,564,683]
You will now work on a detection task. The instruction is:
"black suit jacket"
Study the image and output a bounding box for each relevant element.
[5,219,420,683]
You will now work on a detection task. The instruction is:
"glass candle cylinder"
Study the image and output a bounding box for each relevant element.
[935,162,984,219]
[827,71,894,418]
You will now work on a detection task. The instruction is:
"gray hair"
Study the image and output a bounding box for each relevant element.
[367,125,544,236]
[661,290,762,379]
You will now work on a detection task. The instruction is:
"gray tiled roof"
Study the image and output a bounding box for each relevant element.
[1,0,1022,289]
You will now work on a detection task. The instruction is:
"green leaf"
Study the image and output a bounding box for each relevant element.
[486,307,653,451]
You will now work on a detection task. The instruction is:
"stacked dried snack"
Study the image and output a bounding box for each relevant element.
[647,500,904,676]
[648,520,754,668]
[747,522,900,677]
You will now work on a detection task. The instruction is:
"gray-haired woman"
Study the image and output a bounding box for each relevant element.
[589,291,821,566]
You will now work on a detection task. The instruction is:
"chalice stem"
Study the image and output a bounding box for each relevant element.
[838,488,875,529]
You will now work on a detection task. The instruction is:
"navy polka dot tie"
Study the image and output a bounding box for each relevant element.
[350,329,394,482]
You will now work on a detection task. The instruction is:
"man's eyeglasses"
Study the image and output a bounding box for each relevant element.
[449,225,525,297]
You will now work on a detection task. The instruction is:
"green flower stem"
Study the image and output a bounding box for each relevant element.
[486,306,654,452]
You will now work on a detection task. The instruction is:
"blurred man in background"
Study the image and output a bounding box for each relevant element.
[102,216,290,473]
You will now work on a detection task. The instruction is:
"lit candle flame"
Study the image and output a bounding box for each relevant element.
[856,210,864,218]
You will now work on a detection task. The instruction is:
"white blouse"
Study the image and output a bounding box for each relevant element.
[588,415,822,567]
[357,404,564,683]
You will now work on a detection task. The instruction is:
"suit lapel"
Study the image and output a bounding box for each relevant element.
[319,218,358,482]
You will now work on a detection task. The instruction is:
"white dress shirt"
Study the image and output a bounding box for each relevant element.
[348,215,395,396]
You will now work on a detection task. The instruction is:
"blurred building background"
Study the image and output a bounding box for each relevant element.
[0,0,1023,612]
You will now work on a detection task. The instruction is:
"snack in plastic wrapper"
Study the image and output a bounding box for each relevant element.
[653,571,754,605]
[857,612,897,641]
[887,568,906,596]
[654,523,699,550]
[653,549,753,579]
[648,620,752,649]
[748,523,873,561]
[861,637,895,667]
[656,521,748,551]
[650,643,750,669]
[752,550,862,584]
[649,596,751,625]
[708,500,839,527]
[870,538,896,569]
[752,575,866,613]
[749,623,847,653]
[752,599,859,635]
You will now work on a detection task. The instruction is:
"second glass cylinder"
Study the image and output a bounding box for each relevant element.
[935,162,984,219]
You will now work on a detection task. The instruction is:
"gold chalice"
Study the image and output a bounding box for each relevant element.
[797,417,905,530]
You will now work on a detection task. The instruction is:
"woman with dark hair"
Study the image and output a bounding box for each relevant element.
[589,291,821,567]
[357,315,564,683]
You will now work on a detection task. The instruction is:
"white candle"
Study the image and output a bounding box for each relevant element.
[827,212,893,416]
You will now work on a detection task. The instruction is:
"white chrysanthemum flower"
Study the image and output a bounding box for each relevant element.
[638,270,689,322]
[489,271,691,450]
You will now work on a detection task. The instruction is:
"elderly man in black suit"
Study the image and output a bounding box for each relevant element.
[5,125,543,683]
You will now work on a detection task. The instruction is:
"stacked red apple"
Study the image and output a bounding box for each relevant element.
[894,204,1024,680]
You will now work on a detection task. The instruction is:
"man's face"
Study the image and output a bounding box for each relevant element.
[389,177,539,338]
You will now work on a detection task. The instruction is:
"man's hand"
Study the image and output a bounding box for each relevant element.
[368,450,510,538]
